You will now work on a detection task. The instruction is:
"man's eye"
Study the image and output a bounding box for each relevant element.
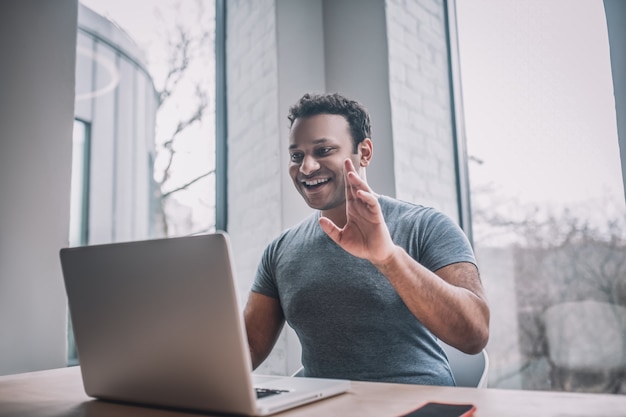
[290,153,304,162]
[317,147,333,156]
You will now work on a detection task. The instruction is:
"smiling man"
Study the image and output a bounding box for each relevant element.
[244,93,489,385]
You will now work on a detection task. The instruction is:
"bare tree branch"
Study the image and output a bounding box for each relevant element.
[150,0,215,237]
[162,170,214,199]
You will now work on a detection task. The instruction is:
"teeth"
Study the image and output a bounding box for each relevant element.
[303,178,329,186]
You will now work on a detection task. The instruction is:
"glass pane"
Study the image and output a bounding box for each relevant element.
[78,0,217,240]
[68,119,90,367]
[69,0,217,366]
[69,120,89,248]
[457,0,626,393]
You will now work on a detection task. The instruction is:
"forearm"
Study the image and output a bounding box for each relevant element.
[248,333,280,370]
[372,245,490,354]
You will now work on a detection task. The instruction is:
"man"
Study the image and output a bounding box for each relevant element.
[244,93,489,385]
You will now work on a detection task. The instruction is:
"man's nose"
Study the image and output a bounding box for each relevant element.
[299,155,320,175]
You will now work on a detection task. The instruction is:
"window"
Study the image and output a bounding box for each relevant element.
[69,0,220,365]
[67,119,91,366]
[457,1,626,393]
[69,119,90,248]
[75,0,218,242]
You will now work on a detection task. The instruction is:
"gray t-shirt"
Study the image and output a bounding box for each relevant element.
[251,195,476,385]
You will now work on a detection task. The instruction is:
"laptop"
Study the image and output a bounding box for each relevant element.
[60,232,350,416]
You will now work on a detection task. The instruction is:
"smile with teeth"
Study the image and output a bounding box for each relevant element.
[302,178,330,187]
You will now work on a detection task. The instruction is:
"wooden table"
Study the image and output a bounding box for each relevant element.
[1,367,625,417]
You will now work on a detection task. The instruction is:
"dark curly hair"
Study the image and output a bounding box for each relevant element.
[287,93,372,153]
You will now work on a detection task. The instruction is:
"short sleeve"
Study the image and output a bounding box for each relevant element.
[417,209,476,272]
[250,242,280,299]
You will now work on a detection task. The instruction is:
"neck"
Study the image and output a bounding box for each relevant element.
[321,204,347,229]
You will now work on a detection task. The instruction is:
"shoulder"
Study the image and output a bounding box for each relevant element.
[378,195,447,226]
[379,196,474,267]
[264,212,320,254]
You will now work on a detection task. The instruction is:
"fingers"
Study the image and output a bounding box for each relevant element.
[343,159,359,202]
[344,159,369,192]
[344,158,357,173]
[356,189,378,210]
[343,159,376,209]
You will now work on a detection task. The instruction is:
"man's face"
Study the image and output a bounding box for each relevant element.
[288,114,360,211]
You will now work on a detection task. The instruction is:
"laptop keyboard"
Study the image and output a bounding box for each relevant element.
[255,388,290,399]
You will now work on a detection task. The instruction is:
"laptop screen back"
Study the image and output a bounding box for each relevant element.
[60,233,258,415]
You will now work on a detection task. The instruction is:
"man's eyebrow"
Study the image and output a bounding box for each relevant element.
[288,138,332,150]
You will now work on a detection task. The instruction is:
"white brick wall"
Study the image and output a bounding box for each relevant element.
[227,0,280,289]
[226,0,290,375]
[386,0,460,221]
[226,0,461,376]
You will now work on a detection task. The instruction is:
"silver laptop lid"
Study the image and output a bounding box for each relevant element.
[60,232,258,415]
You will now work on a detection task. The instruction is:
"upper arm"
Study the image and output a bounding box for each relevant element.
[435,262,490,352]
[435,262,486,301]
[243,291,285,369]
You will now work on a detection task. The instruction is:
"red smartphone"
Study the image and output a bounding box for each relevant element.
[399,402,476,417]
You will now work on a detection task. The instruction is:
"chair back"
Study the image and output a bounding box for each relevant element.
[440,341,489,388]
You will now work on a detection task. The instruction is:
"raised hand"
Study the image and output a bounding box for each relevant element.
[318,159,397,266]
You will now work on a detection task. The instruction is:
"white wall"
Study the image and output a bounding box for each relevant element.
[322,0,396,198]
[276,0,326,231]
[0,0,78,375]
[386,0,460,221]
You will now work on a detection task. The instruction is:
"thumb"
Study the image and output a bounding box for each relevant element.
[318,217,341,242]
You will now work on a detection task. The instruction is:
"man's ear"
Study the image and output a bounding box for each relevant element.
[358,138,373,167]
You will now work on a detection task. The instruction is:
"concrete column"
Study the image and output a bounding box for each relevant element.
[0,0,78,375]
